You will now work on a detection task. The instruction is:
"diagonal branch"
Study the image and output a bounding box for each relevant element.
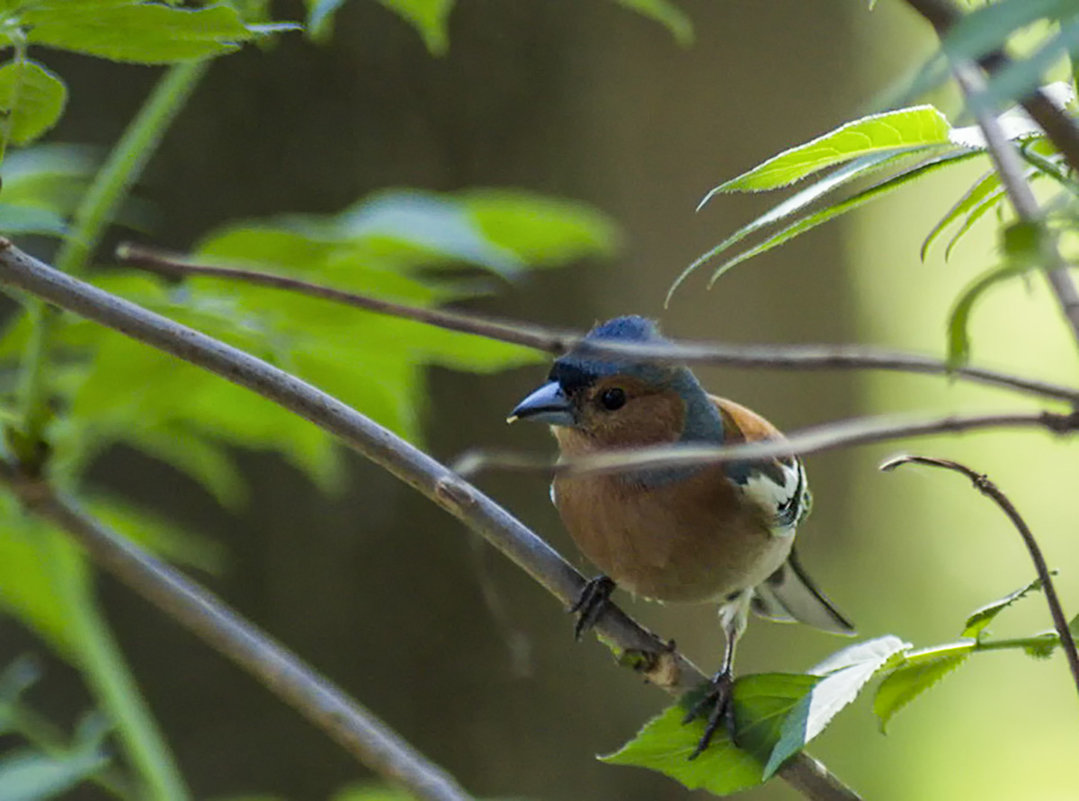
[115,243,1079,405]
[902,0,1079,347]
[902,0,1079,177]
[0,461,475,801]
[880,455,1079,697]
[453,409,1079,479]
[0,239,860,801]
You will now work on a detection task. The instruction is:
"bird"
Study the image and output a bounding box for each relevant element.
[507,315,854,758]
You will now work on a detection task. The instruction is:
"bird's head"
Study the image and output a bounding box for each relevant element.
[507,316,723,448]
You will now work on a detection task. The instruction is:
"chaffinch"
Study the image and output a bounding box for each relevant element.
[508,315,854,757]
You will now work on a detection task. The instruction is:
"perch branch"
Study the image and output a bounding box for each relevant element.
[0,239,859,801]
[452,409,1079,479]
[880,455,1079,697]
[115,243,1079,405]
[0,460,475,801]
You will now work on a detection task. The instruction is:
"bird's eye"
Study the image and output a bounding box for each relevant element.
[599,387,626,411]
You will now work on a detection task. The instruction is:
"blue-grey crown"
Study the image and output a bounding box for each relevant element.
[551,316,723,444]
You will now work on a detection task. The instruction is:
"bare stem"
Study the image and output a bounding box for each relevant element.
[0,461,475,801]
[454,409,1079,479]
[115,243,1079,405]
[902,0,1079,347]
[879,455,1079,698]
[0,239,859,801]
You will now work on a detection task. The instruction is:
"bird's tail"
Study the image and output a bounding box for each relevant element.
[751,546,855,635]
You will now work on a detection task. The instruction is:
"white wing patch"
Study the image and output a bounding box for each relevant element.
[549,481,558,507]
[738,458,809,536]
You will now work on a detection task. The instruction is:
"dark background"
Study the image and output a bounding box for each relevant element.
[4,1,1079,800]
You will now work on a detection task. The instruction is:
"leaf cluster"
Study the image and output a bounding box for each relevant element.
[609,576,1078,795]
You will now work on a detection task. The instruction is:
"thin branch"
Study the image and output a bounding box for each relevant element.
[902,0,1079,347]
[0,239,860,801]
[901,0,1079,176]
[115,242,1079,405]
[0,461,473,801]
[453,409,1079,479]
[879,455,1079,698]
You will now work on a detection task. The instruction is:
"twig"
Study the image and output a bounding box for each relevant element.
[901,0,1079,176]
[0,240,860,801]
[879,455,1079,698]
[902,0,1079,347]
[115,242,1079,405]
[0,461,474,801]
[452,409,1079,479]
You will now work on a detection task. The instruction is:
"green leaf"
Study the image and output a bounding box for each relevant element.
[763,636,909,778]
[0,749,108,801]
[612,0,693,46]
[87,496,226,575]
[947,223,1049,366]
[0,60,67,147]
[0,514,84,656]
[0,203,67,236]
[943,0,1074,66]
[873,642,974,732]
[305,0,347,38]
[982,19,1079,111]
[600,703,763,794]
[25,4,256,64]
[921,169,1001,261]
[1023,632,1061,659]
[705,106,953,196]
[330,783,416,801]
[943,183,1010,261]
[704,149,982,283]
[460,189,619,266]
[963,576,1048,638]
[669,148,927,302]
[377,0,454,55]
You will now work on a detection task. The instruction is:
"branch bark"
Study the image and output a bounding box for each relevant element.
[454,409,1079,479]
[116,243,1079,405]
[0,462,475,801]
[0,240,860,800]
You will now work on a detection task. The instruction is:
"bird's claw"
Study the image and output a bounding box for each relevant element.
[569,575,615,640]
[683,670,736,760]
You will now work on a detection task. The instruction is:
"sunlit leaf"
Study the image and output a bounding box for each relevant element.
[377,0,454,55]
[763,636,909,777]
[703,106,953,197]
[921,170,1001,261]
[669,148,930,301]
[24,4,256,64]
[613,0,693,45]
[704,149,982,283]
[963,576,1048,638]
[873,642,973,732]
[0,60,66,147]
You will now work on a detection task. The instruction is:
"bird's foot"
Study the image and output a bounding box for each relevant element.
[682,669,736,760]
[568,575,615,640]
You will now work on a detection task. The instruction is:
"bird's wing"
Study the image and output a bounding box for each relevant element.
[751,546,856,634]
[710,396,810,533]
